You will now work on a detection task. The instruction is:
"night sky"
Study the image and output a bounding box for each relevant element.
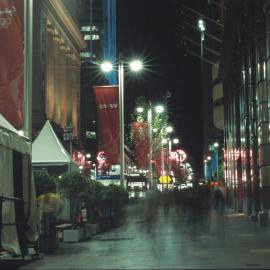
[117,0,204,175]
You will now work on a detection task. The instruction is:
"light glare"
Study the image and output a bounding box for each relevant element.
[214,142,219,148]
[155,105,164,113]
[165,126,173,133]
[129,60,142,71]
[101,61,113,72]
[136,107,144,113]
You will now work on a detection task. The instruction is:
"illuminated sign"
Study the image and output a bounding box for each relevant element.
[159,175,172,184]
[171,149,187,163]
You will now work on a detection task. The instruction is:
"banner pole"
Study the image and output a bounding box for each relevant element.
[24,0,33,140]
[118,57,125,188]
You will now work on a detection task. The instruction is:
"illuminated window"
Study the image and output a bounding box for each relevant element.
[84,35,91,40]
[84,34,100,41]
[81,26,91,31]
[92,35,100,40]
[80,52,91,58]
[81,25,99,32]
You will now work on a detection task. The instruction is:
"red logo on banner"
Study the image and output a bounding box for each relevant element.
[0,1,24,127]
[132,121,149,170]
[93,86,119,165]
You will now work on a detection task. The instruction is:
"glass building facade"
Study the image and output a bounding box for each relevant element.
[222,1,270,221]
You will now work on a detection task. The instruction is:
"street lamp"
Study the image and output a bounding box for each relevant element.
[198,17,206,89]
[101,58,143,188]
[64,123,73,172]
[207,155,212,180]
[164,126,173,190]
[214,142,219,180]
[136,103,165,189]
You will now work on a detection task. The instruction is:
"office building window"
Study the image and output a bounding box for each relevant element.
[84,34,100,41]
[81,25,99,32]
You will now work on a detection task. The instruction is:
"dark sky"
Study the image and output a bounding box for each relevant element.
[117,0,204,175]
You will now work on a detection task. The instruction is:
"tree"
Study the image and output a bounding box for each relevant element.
[34,171,56,197]
[129,96,169,172]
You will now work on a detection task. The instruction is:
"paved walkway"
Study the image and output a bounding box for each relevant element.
[20,202,270,269]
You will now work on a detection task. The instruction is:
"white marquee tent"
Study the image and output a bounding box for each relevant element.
[0,114,38,255]
[32,120,77,171]
[32,121,78,220]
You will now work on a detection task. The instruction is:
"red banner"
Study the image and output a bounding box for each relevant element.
[132,121,149,170]
[93,86,119,165]
[0,1,24,127]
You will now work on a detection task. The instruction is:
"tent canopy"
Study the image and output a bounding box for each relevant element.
[0,114,37,255]
[32,120,75,166]
[0,114,31,154]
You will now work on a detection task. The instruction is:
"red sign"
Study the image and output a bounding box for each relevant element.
[0,1,24,127]
[93,86,119,165]
[176,149,187,163]
[132,121,149,169]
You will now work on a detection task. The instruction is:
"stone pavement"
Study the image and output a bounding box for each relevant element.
[20,202,270,270]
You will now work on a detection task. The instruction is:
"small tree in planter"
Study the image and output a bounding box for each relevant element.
[105,184,129,222]
[33,171,60,252]
[57,171,90,225]
[34,171,56,197]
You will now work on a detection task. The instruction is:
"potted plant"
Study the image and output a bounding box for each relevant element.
[33,171,61,253]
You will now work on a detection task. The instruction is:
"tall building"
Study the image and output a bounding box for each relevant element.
[218,0,270,226]
[79,0,117,163]
[31,0,86,143]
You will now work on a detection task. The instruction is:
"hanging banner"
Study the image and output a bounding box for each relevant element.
[0,0,24,127]
[132,121,148,170]
[93,86,119,165]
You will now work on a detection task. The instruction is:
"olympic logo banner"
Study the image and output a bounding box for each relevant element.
[93,86,119,166]
[0,0,24,127]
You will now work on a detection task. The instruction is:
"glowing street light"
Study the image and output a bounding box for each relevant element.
[198,19,206,33]
[162,138,168,144]
[214,142,219,180]
[129,60,143,72]
[136,102,165,188]
[101,58,143,188]
[155,105,164,113]
[101,61,113,72]
[165,126,173,133]
[136,107,144,113]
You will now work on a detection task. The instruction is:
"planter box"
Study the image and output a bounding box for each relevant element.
[39,235,59,253]
[63,229,83,242]
[84,223,99,237]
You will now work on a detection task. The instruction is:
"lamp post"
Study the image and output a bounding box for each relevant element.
[64,123,73,172]
[214,142,219,180]
[118,56,125,188]
[161,136,166,191]
[164,126,173,190]
[207,155,212,180]
[101,58,142,188]
[147,102,153,188]
[24,0,33,140]
[198,18,206,72]
[136,104,165,189]
[204,159,208,180]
